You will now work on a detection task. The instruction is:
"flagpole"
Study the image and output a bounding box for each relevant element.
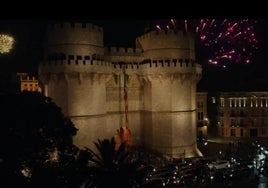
[123,64,128,127]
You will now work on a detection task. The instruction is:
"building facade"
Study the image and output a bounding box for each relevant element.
[196,92,208,139]
[17,73,42,92]
[213,92,268,138]
[38,22,203,158]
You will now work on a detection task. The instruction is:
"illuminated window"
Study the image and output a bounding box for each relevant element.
[220,98,224,107]
[232,99,236,107]
[212,97,216,104]
[255,98,258,107]
[241,98,245,107]
[230,99,235,107]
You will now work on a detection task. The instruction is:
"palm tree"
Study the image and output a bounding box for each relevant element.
[82,138,139,188]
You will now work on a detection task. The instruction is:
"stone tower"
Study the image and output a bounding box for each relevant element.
[38,22,202,158]
[136,30,202,158]
[38,23,114,151]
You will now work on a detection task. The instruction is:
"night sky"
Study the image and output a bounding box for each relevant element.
[0,19,268,91]
[0,20,149,73]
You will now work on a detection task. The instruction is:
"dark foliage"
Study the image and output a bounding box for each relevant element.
[0,91,88,188]
[81,138,141,188]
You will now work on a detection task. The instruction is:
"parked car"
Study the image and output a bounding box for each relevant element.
[208,160,231,170]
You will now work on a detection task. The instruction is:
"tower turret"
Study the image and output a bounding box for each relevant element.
[136,30,195,60]
[39,22,112,150]
[137,29,202,158]
[45,22,104,60]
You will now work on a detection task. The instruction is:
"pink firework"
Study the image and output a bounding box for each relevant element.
[153,19,259,68]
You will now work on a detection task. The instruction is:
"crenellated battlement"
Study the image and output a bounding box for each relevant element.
[46,54,104,61]
[43,59,111,66]
[104,47,143,65]
[136,29,194,44]
[40,56,200,69]
[140,58,196,65]
[39,59,112,74]
[39,57,201,76]
[110,58,201,74]
[104,47,142,54]
[139,58,202,75]
[48,22,103,33]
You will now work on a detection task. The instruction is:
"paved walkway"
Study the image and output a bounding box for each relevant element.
[207,133,268,146]
[198,133,268,158]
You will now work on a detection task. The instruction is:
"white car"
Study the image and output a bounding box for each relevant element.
[207,160,231,170]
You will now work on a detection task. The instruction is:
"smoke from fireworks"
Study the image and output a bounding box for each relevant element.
[153,19,258,68]
[0,34,14,54]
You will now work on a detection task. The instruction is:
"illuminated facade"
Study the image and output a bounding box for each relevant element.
[215,92,268,138]
[196,92,208,139]
[38,22,202,158]
[17,73,42,93]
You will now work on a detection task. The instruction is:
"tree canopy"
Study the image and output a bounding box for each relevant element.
[0,91,80,187]
[0,91,161,188]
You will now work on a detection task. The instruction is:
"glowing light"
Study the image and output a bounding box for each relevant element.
[152,19,259,68]
[156,25,161,31]
[184,20,188,32]
[0,34,14,54]
[21,165,32,178]
[49,148,59,162]
[45,148,59,163]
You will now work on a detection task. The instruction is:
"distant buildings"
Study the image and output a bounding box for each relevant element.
[210,92,268,138]
[196,92,208,139]
[17,73,42,92]
[0,72,42,94]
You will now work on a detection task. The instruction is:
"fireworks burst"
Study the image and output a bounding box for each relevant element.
[153,19,258,68]
[0,34,14,54]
